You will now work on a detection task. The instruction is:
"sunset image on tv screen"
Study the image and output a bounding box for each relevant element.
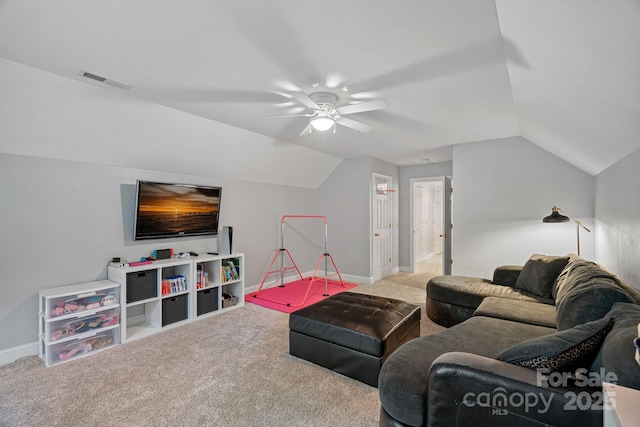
[136,182,220,237]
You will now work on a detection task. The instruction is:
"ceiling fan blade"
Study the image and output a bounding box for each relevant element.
[352,37,514,92]
[274,101,297,108]
[349,91,381,100]
[299,123,313,136]
[335,117,372,133]
[271,90,295,99]
[144,87,282,104]
[337,99,388,115]
[258,112,315,118]
[284,106,307,115]
[324,72,347,89]
[273,79,302,93]
[291,91,320,110]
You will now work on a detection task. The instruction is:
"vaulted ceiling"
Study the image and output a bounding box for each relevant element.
[0,0,638,175]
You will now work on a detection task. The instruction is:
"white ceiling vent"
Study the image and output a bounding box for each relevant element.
[80,71,131,90]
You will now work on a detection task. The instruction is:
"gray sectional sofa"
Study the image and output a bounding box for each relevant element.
[378,254,640,427]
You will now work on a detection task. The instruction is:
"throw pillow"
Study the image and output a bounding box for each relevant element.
[496,318,614,372]
[515,254,569,298]
[590,303,640,389]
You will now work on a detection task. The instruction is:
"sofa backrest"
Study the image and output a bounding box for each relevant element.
[553,256,636,330]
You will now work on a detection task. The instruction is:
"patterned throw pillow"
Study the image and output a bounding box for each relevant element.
[496,318,614,372]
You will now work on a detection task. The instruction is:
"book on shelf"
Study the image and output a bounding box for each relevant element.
[226,260,239,279]
[162,275,187,295]
[222,260,239,282]
[196,269,209,289]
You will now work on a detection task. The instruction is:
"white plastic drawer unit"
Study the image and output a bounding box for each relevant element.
[39,280,121,367]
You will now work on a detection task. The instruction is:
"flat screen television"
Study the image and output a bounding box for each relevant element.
[134,180,222,240]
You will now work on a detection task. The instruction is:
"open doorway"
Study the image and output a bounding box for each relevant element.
[410,176,452,275]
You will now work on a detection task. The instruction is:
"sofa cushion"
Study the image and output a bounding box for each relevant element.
[492,265,522,287]
[590,302,640,389]
[514,254,569,299]
[496,318,614,372]
[556,282,634,330]
[474,297,557,328]
[427,275,553,310]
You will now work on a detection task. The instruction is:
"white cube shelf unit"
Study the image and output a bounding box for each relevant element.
[195,255,243,318]
[39,280,121,367]
[107,253,244,343]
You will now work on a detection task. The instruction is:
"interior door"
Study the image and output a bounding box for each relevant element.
[373,174,392,281]
[441,176,453,275]
[432,184,443,255]
[414,184,429,263]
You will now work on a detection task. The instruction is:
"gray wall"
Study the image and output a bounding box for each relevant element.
[595,147,640,287]
[0,153,319,351]
[315,156,400,282]
[452,136,595,278]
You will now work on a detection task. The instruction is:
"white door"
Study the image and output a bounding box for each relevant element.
[373,174,392,281]
[442,176,453,275]
[414,184,429,262]
[431,185,443,255]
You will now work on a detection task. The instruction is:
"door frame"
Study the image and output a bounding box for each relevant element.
[409,176,452,274]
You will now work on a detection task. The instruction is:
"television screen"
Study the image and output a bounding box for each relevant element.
[134,180,221,240]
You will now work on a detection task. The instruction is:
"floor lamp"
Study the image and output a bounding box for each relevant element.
[542,206,591,256]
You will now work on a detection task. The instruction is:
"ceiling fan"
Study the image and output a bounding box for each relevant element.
[265,73,388,136]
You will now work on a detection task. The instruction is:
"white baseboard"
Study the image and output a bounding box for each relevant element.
[0,342,39,367]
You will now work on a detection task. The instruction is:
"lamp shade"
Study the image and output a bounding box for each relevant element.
[311,117,334,131]
[543,206,570,223]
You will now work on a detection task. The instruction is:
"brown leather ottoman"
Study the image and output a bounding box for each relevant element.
[289,292,421,387]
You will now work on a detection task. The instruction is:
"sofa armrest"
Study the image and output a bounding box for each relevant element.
[427,352,602,427]
[492,265,522,287]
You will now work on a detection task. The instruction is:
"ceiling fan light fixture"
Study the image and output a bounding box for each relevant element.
[311,116,335,131]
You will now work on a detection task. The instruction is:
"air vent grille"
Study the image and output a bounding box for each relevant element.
[82,71,107,82]
[80,71,131,90]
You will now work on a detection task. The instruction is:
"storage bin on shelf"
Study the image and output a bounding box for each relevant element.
[162,294,189,326]
[197,288,218,315]
[222,292,239,308]
[126,270,157,303]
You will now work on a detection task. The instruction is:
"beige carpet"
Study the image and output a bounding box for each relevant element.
[0,267,443,427]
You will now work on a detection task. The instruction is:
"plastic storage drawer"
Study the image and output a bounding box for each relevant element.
[44,307,120,342]
[126,270,157,303]
[162,295,188,326]
[44,288,119,318]
[44,327,119,366]
[197,288,219,316]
